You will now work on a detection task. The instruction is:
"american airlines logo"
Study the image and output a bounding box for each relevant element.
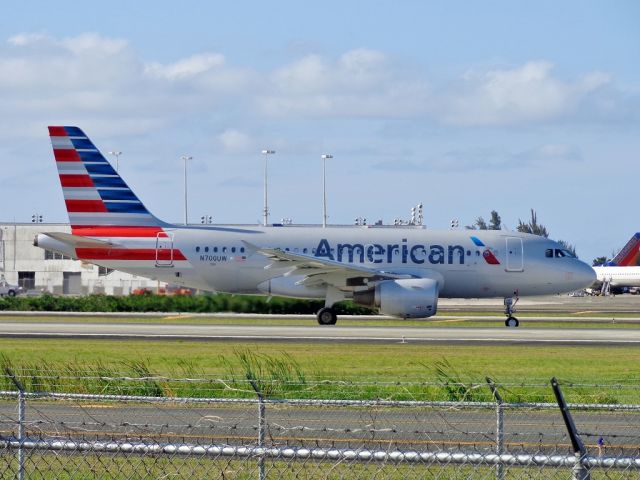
[313,238,500,266]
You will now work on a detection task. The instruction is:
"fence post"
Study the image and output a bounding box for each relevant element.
[551,377,590,480]
[248,378,266,480]
[5,367,25,480]
[486,377,504,480]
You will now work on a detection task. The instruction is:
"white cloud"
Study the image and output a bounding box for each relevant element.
[7,33,48,46]
[441,61,613,126]
[60,33,128,56]
[0,33,632,143]
[372,143,582,173]
[0,33,252,138]
[258,55,624,125]
[218,129,252,153]
[145,53,226,80]
[260,48,430,117]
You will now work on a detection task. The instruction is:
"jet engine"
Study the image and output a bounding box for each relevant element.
[352,278,438,319]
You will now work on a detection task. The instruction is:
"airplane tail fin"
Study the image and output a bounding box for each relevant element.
[48,126,167,234]
[607,233,640,266]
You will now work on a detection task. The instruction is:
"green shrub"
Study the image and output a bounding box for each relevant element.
[0,293,375,315]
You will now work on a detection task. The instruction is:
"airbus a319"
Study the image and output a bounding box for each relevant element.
[35,127,596,327]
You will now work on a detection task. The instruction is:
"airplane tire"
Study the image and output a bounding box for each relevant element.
[505,317,519,328]
[7,290,16,297]
[317,307,337,325]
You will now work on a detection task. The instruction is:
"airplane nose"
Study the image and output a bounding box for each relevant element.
[574,261,596,288]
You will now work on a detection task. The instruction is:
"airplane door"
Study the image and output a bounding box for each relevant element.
[505,237,524,272]
[155,232,174,267]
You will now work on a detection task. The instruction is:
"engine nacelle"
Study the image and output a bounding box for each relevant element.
[353,278,438,319]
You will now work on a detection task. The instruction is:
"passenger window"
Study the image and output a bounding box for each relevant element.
[240,247,245,253]
[545,249,553,258]
[196,246,200,253]
[204,247,209,253]
[214,247,218,253]
[222,247,227,253]
[231,247,236,253]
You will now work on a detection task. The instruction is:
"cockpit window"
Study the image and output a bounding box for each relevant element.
[547,248,576,258]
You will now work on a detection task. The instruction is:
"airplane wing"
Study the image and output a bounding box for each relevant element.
[244,241,414,289]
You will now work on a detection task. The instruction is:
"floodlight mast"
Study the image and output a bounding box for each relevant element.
[261,149,275,226]
[108,151,122,172]
[181,156,193,225]
[321,154,333,228]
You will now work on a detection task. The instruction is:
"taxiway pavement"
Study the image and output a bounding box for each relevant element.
[0,320,639,345]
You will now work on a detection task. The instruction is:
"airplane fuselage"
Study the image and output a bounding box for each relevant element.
[38,225,595,300]
[593,266,640,288]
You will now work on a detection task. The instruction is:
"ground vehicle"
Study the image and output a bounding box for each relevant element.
[0,280,23,297]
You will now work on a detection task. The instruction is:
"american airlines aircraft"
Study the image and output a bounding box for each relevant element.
[593,233,640,291]
[35,126,596,327]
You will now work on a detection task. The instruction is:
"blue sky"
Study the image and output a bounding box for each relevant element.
[1,1,638,263]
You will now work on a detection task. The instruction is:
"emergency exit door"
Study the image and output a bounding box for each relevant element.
[505,237,524,272]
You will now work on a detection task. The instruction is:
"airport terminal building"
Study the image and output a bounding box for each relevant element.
[0,223,163,295]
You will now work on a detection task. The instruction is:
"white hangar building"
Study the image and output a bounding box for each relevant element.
[0,223,164,295]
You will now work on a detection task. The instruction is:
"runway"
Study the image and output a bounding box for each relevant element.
[1,320,639,345]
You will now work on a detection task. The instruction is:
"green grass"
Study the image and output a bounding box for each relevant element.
[1,338,639,403]
[8,454,608,480]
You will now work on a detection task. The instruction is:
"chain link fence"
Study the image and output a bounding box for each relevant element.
[1,375,640,479]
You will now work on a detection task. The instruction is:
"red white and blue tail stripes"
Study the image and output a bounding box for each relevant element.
[49,126,187,265]
[49,126,163,230]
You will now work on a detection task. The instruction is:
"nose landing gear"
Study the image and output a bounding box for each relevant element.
[504,296,519,327]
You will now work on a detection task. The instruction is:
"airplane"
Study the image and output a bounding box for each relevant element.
[34,126,596,327]
[592,233,640,293]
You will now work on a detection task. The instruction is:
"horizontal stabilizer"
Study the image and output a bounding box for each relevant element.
[41,232,122,249]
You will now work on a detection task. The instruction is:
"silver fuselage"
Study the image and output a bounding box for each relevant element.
[38,225,596,300]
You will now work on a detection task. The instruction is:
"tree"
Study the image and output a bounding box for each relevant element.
[488,210,501,230]
[466,211,501,230]
[517,209,549,237]
[557,240,577,257]
[517,209,579,257]
[592,256,608,266]
[465,216,486,230]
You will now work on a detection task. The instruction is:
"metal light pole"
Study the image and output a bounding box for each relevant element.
[321,154,333,228]
[181,156,192,225]
[108,151,122,172]
[261,149,275,227]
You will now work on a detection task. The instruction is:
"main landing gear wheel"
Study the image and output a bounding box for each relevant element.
[505,316,519,328]
[317,307,337,325]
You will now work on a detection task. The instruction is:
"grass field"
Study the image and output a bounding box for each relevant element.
[1,333,639,403]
